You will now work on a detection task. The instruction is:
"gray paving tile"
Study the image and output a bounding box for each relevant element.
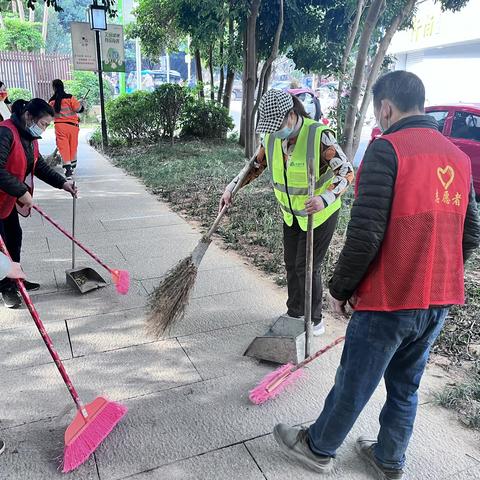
[0,339,201,427]
[0,417,98,479]
[0,322,71,371]
[127,444,264,480]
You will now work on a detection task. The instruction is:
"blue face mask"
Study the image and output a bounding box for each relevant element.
[276,126,294,139]
[28,123,43,138]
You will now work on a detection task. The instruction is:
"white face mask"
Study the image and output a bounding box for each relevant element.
[377,103,391,133]
[28,123,44,138]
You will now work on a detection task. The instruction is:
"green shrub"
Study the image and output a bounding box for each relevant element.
[106,91,162,145]
[8,87,32,103]
[152,83,187,143]
[181,100,234,139]
[88,127,102,148]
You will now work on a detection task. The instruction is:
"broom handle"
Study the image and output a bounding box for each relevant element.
[32,204,114,276]
[295,335,345,371]
[203,155,257,242]
[304,153,315,357]
[0,235,88,418]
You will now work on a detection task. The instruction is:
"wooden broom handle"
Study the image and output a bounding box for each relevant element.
[203,154,257,242]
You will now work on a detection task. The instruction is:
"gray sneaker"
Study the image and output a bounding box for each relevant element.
[273,424,333,473]
[356,437,404,479]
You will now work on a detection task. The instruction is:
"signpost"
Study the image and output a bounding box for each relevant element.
[71,3,126,150]
[71,22,97,71]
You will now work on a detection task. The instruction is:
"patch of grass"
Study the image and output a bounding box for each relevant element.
[436,366,480,429]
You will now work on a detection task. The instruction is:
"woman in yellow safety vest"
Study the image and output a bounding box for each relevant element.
[219,89,354,335]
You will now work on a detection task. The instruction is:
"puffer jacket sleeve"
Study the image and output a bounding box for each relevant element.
[463,182,480,262]
[328,138,398,301]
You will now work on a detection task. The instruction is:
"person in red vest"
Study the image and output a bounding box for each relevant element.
[272,71,480,478]
[49,79,85,179]
[0,98,76,308]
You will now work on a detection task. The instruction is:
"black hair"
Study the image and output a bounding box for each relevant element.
[290,94,310,119]
[372,71,425,113]
[50,79,66,113]
[12,98,54,120]
[0,81,4,89]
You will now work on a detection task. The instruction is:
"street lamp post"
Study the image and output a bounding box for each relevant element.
[89,1,108,149]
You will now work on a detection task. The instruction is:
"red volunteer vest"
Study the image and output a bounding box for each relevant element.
[0,119,39,219]
[355,128,471,311]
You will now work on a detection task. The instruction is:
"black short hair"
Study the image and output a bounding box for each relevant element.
[372,71,425,112]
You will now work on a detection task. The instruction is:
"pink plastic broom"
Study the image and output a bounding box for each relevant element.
[0,234,128,472]
[249,336,345,405]
[32,204,130,294]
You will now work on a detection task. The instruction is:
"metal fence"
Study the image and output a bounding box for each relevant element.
[0,51,72,101]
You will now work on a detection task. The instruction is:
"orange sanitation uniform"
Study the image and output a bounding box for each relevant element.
[49,96,81,167]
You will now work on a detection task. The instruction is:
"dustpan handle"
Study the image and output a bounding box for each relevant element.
[32,204,113,276]
[0,234,87,417]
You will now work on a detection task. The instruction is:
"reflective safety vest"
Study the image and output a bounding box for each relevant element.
[49,96,81,125]
[264,117,341,231]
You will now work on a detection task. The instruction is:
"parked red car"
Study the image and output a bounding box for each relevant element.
[370,104,480,200]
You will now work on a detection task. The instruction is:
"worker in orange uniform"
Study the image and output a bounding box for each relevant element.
[49,79,85,179]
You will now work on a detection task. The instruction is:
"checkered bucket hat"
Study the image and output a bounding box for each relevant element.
[256,89,294,134]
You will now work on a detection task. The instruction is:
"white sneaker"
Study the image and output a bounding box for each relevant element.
[0,439,5,455]
[313,321,325,336]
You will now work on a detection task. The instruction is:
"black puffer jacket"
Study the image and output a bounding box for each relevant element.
[329,115,480,301]
[0,114,66,198]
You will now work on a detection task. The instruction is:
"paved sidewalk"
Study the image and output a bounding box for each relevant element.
[0,130,479,479]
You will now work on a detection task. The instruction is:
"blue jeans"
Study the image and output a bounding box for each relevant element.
[308,308,448,470]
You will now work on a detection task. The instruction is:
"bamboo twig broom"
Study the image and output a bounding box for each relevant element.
[146,155,257,338]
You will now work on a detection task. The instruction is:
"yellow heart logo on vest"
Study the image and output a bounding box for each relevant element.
[437,166,455,190]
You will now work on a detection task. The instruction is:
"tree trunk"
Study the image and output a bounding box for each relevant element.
[40,3,49,54]
[209,44,215,102]
[16,0,25,21]
[0,13,4,29]
[239,28,247,148]
[351,0,416,156]
[336,0,365,139]
[243,0,261,157]
[252,0,284,129]
[342,0,386,159]
[223,67,234,110]
[11,0,18,16]
[28,5,35,22]
[217,41,225,104]
[194,48,204,100]
[223,14,235,110]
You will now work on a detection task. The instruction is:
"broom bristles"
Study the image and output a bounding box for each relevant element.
[112,269,130,295]
[146,255,198,339]
[62,401,127,473]
[249,363,304,405]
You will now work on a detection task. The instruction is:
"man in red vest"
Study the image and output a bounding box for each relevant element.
[272,71,480,479]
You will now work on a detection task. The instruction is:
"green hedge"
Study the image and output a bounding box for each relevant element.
[181,99,234,139]
[104,86,233,145]
[8,87,32,103]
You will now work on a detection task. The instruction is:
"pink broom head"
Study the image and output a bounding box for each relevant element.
[111,269,130,295]
[63,397,127,473]
[249,363,304,405]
